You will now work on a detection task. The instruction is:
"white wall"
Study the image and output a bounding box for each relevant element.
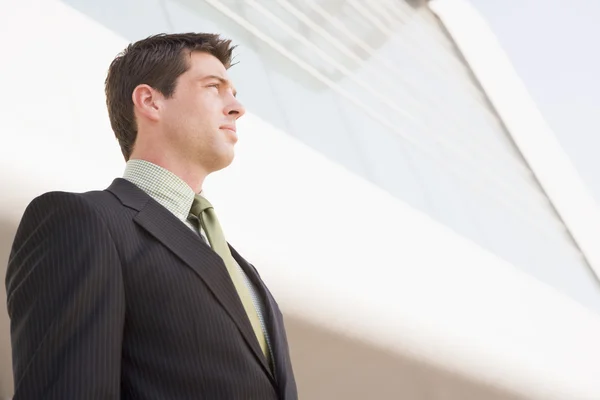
[2,0,600,399]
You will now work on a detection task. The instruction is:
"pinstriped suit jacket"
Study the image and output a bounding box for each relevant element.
[6,178,297,399]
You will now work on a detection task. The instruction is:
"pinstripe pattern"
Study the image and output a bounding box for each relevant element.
[123,159,273,358]
[5,178,297,399]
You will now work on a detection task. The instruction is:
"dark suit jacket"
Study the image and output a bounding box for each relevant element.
[5,178,297,399]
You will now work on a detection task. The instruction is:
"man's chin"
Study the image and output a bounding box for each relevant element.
[207,152,235,173]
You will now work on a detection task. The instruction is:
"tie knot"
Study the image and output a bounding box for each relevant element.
[190,194,213,217]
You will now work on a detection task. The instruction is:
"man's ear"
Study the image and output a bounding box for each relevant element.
[132,84,162,123]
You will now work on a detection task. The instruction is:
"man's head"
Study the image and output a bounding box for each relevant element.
[105,33,245,176]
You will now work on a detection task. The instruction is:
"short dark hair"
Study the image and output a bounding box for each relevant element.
[105,33,236,161]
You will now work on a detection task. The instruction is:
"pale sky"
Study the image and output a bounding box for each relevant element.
[467,0,600,203]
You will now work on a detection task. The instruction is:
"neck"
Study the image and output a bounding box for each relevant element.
[129,153,208,194]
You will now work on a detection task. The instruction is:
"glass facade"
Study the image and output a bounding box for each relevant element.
[59,0,600,310]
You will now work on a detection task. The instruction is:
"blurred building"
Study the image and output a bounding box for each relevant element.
[1,0,600,399]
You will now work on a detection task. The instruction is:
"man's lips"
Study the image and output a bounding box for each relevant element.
[220,125,236,133]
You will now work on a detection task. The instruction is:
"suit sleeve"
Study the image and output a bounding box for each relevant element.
[5,192,125,399]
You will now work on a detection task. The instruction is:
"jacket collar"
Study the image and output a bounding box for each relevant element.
[106,178,275,382]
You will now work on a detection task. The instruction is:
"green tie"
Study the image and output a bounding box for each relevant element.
[190,195,270,360]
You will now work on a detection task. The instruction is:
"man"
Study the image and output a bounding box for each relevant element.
[5,33,297,399]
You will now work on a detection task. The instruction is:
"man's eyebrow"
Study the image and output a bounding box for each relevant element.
[200,75,237,97]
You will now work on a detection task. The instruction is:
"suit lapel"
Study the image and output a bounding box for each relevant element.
[107,179,274,381]
[230,246,297,398]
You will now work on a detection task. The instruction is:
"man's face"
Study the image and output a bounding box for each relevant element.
[160,51,245,174]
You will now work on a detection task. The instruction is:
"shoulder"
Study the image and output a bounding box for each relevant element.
[23,189,114,220]
[15,188,126,242]
[6,190,126,322]
[25,186,126,217]
[23,191,95,221]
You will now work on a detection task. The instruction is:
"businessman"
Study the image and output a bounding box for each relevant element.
[6,33,297,399]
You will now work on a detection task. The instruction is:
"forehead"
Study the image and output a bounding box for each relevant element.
[185,51,230,79]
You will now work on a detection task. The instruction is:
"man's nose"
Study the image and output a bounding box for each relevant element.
[225,96,246,119]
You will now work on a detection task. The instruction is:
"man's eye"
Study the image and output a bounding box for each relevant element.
[207,84,219,89]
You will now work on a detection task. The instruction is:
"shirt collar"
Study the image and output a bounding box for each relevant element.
[123,159,196,222]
